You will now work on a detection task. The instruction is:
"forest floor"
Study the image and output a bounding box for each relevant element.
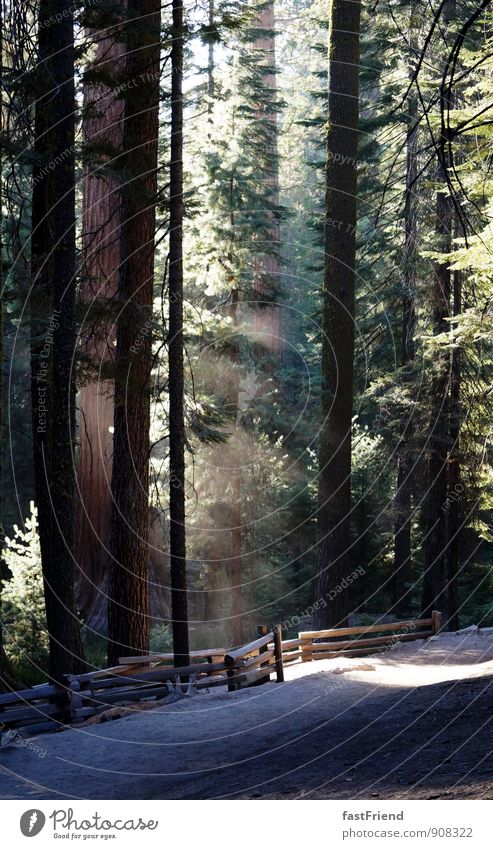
[1,629,493,800]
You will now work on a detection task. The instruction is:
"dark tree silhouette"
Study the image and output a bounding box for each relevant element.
[314,0,362,629]
[168,0,190,666]
[30,0,85,679]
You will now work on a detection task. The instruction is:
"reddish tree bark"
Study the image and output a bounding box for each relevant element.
[107,0,160,664]
[77,12,125,630]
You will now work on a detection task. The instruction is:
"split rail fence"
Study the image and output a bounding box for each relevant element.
[0,612,442,737]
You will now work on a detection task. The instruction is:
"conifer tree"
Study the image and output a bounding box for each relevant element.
[30,0,85,679]
[421,0,456,623]
[169,0,190,665]
[107,0,160,664]
[314,0,362,629]
[77,4,126,631]
[0,0,17,689]
[393,3,419,615]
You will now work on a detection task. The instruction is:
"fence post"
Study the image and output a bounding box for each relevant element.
[432,610,443,635]
[60,674,83,725]
[273,624,284,683]
[226,658,240,692]
[256,625,270,686]
[300,633,312,662]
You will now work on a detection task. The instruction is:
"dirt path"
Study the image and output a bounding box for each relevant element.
[1,632,493,800]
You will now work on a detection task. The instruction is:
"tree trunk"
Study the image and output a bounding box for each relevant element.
[0,0,27,691]
[30,0,85,680]
[0,1,15,690]
[230,289,243,645]
[230,470,242,644]
[225,0,282,645]
[77,8,125,632]
[0,0,5,676]
[421,1,455,622]
[393,9,418,615]
[421,177,451,621]
[169,0,190,667]
[447,265,462,630]
[314,0,361,629]
[107,0,160,665]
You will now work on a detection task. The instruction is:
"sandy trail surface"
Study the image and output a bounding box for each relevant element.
[1,631,493,799]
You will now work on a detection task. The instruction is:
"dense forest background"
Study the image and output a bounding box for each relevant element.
[1,0,493,686]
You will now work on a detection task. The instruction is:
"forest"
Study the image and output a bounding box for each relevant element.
[0,0,492,704]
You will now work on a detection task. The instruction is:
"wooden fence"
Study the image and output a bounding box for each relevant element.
[0,613,441,738]
[293,610,442,663]
[0,626,284,737]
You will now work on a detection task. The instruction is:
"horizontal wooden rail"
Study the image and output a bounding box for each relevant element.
[0,682,61,706]
[282,650,303,664]
[75,664,150,684]
[304,646,405,661]
[308,631,434,653]
[241,649,275,672]
[225,631,274,664]
[268,638,300,652]
[299,613,441,663]
[70,661,241,689]
[0,702,63,724]
[300,618,434,641]
[117,649,226,666]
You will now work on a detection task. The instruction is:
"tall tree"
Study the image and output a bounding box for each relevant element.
[252,0,282,358]
[169,0,190,666]
[421,0,456,623]
[107,0,160,665]
[392,5,419,615]
[77,7,125,631]
[314,0,361,629]
[0,0,5,680]
[229,288,243,645]
[30,0,85,679]
[447,261,462,629]
[228,0,281,646]
[0,0,17,690]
